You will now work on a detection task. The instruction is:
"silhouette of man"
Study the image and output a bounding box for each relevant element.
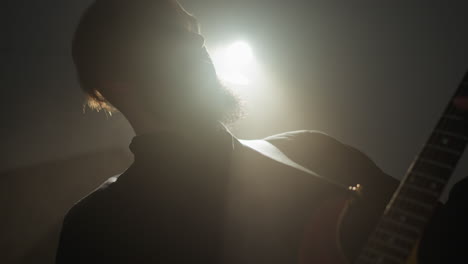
[56,1,467,263]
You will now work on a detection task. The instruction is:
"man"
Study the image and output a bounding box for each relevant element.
[56,0,466,263]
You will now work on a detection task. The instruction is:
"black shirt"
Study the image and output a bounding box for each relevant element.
[55,127,402,263]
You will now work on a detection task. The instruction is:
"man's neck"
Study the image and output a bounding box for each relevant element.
[122,110,173,136]
[125,110,223,138]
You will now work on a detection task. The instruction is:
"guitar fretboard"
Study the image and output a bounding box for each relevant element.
[355,73,468,264]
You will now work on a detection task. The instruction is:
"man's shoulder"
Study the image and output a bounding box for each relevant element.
[260,130,392,188]
[264,129,334,142]
[262,130,377,163]
[237,130,346,171]
[262,130,349,157]
[63,176,120,223]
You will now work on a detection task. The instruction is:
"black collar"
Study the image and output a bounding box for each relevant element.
[128,122,239,159]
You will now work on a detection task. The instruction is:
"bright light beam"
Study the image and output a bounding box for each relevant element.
[211,41,255,86]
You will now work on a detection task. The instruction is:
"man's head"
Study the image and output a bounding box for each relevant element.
[73,0,240,129]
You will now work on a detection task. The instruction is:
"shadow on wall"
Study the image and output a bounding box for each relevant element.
[0,148,133,264]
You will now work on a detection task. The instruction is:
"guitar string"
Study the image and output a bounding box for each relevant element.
[356,77,467,263]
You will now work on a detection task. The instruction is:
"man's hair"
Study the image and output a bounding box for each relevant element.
[72,0,208,113]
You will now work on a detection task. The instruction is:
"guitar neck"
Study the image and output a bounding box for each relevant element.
[355,73,468,264]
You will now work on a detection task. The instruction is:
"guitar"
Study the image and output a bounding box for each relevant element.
[302,70,468,264]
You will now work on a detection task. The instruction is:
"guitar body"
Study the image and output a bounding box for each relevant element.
[299,194,350,264]
[300,194,420,264]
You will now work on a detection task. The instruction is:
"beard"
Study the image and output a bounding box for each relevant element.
[136,47,244,128]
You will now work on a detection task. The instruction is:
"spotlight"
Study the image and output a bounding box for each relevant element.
[211,41,255,86]
[226,41,253,67]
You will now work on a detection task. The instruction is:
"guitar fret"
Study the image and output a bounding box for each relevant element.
[403,183,439,196]
[364,246,406,264]
[371,229,415,252]
[418,158,454,170]
[369,239,411,259]
[428,132,467,153]
[374,227,417,244]
[425,143,463,155]
[406,173,445,193]
[437,117,468,136]
[419,149,459,169]
[401,184,439,200]
[390,206,428,223]
[443,114,465,121]
[372,229,392,242]
[395,196,434,211]
[386,207,428,229]
[393,197,433,220]
[434,129,468,141]
[378,218,421,240]
[398,187,439,207]
[382,216,421,233]
[410,171,447,184]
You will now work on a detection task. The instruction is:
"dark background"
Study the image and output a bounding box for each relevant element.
[1,1,468,263]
